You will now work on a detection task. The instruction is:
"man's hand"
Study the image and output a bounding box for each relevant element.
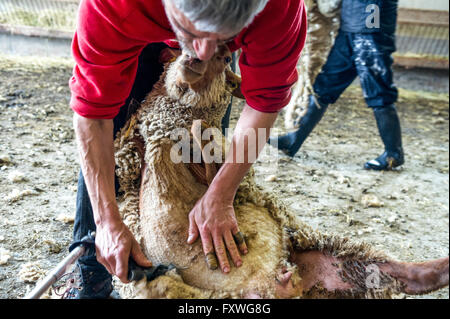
[73,114,152,283]
[187,189,247,273]
[95,218,152,283]
[186,104,277,273]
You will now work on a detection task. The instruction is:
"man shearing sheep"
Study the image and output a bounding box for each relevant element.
[68,0,306,298]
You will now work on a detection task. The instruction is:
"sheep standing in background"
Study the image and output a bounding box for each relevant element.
[114,46,448,299]
[284,0,342,129]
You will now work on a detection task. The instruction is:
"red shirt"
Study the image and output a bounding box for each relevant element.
[70,0,307,119]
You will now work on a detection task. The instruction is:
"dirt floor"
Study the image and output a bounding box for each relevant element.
[0,55,448,299]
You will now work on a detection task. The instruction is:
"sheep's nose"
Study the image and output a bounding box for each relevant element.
[193,39,216,61]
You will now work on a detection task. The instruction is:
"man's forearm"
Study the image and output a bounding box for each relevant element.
[209,104,278,200]
[73,113,121,226]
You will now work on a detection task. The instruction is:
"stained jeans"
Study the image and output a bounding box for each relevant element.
[313,30,398,108]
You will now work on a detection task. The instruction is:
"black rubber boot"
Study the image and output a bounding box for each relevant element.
[268,95,329,157]
[64,256,115,299]
[364,104,404,170]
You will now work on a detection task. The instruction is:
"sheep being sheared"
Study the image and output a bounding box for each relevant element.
[114,45,449,299]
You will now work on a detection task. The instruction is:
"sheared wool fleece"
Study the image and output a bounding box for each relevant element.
[284,0,342,129]
[114,51,402,299]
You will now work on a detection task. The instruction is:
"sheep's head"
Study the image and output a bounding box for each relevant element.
[162,46,244,102]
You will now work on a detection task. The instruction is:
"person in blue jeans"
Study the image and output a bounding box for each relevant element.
[270,0,404,171]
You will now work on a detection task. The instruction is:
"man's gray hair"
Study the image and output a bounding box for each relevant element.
[166,0,269,34]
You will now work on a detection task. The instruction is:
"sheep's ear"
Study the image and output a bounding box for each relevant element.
[159,48,181,64]
[225,69,245,99]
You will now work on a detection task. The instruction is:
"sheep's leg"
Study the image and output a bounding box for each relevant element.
[376,257,449,295]
[289,249,449,298]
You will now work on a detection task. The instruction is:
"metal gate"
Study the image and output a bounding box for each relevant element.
[0,0,79,37]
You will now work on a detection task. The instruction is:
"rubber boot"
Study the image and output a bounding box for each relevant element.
[364,104,404,170]
[268,95,329,157]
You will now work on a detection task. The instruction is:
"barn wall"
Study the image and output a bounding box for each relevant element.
[399,0,449,12]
